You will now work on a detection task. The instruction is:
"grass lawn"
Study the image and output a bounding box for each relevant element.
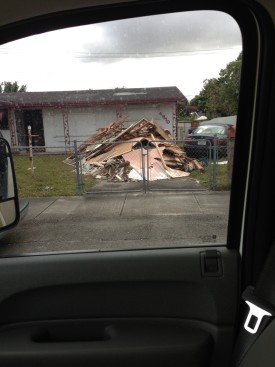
[13,154,230,198]
[190,161,231,191]
[13,154,81,198]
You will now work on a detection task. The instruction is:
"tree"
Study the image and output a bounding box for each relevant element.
[176,99,189,120]
[190,52,242,119]
[189,93,207,113]
[0,81,27,93]
[218,53,241,116]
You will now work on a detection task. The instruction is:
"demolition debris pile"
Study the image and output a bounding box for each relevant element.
[64,117,204,182]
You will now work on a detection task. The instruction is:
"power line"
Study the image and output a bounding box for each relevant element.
[0,46,242,58]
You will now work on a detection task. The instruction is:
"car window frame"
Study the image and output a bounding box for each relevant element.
[0,0,273,279]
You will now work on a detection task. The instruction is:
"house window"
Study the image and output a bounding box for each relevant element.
[0,110,8,130]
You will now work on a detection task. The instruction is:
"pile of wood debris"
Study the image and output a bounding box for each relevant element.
[64,116,204,182]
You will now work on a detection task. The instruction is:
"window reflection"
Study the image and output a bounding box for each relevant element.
[0,10,242,254]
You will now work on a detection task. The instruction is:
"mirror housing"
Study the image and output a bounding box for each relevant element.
[0,137,20,234]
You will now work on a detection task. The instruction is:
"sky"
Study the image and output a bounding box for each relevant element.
[0,10,242,101]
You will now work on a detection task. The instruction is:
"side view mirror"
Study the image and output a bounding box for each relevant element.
[0,137,20,233]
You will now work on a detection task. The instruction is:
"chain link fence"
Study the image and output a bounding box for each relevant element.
[12,145,77,198]
[11,137,234,197]
[182,136,234,190]
[144,139,205,191]
[76,137,234,193]
[76,140,145,194]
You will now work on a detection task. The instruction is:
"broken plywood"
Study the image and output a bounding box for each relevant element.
[64,117,204,182]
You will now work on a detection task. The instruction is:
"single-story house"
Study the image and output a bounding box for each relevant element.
[0,86,186,152]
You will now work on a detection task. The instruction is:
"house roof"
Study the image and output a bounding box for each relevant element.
[0,87,186,108]
[201,115,237,125]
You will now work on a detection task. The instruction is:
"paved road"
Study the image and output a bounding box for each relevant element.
[0,191,230,256]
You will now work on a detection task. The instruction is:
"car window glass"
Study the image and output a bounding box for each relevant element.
[194,126,226,134]
[0,10,242,256]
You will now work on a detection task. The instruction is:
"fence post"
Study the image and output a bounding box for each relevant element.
[74,140,82,194]
[146,141,151,192]
[28,125,35,176]
[227,137,235,185]
[212,134,217,190]
[141,143,147,193]
[227,124,236,187]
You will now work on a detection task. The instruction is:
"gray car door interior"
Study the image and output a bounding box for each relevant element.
[0,247,238,367]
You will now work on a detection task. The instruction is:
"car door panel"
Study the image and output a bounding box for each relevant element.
[0,319,213,367]
[0,247,238,367]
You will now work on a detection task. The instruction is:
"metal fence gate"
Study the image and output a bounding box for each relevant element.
[77,140,146,194]
[74,137,233,194]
